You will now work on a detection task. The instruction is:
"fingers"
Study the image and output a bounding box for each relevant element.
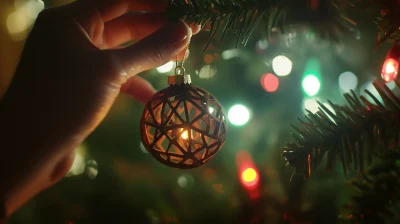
[101,13,167,49]
[107,21,192,80]
[190,23,202,35]
[120,76,157,104]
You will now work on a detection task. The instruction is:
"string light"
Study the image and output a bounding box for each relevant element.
[261,73,279,92]
[338,71,358,92]
[381,58,399,82]
[302,75,321,97]
[272,55,292,76]
[228,104,251,126]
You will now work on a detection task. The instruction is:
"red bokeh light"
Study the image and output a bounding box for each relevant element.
[236,150,260,191]
[261,73,279,92]
[381,58,399,82]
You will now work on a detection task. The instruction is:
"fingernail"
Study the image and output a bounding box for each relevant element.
[157,21,192,46]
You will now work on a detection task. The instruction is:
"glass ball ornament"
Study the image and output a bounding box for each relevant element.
[140,71,227,169]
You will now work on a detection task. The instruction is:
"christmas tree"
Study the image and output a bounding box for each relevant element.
[1,0,400,223]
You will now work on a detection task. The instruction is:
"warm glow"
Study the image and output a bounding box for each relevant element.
[242,168,257,183]
[180,128,189,139]
[381,58,399,82]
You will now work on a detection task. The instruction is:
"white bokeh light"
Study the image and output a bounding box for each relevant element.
[303,98,320,114]
[177,175,188,188]
[272,55,292,76]
[228,104,251,126]
[7,0,44,37]
[67,152,85,176]
[339,71,358,92]
[199,64,217,79]
[156,61,174,73]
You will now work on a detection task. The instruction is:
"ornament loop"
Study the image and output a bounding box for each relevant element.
[175,65,186,76]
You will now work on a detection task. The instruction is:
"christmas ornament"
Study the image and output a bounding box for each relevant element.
[381,43,400,82]
[140,65,227,169]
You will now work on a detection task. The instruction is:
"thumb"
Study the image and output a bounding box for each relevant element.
[108,21,192,80]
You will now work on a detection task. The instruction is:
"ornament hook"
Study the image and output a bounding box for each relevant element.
[175,36,191,76]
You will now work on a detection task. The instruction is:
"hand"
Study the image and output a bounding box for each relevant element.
[0,0,198,216]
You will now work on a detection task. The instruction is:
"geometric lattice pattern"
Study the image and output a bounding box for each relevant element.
[140,84,227,169]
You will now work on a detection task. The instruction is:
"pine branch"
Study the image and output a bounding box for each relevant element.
[166,0,400,49]
[166,0,271,49]
[281,80,400,178]
[339,153,400,223]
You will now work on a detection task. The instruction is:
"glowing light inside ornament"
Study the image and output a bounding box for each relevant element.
[338,71,358,92]
[228,104,250,126]
[140,84,227,168]
[381,58,399,82]
[261,73,279,92]
[180,128,189,140]
[208,106,215,114]
[272,55,292,76]
[156,61,174,73]
[302,75,321,96]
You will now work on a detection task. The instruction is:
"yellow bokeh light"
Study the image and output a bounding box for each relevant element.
[242,168,257,183]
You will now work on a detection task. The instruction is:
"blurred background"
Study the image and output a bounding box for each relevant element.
[0,0,396,223]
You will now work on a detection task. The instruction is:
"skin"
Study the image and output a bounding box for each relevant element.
[0,0,200,219]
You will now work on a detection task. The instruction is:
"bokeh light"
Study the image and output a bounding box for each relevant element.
[177,175,188,188]
[272,55,292,76]
[339,71,358,92]
[261,73,279,92]
[303,98,320,114]
[86,160,98,179]
[199,64,217,79]
[222,49,242,60]
[302,75,321,96]
[67,144,87,177]
[6,0,44,40]
[228,104,251,126]
[242,168,257,183]
[381,58,399,82]
[156,61,174,73]
[256,39,268,50]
